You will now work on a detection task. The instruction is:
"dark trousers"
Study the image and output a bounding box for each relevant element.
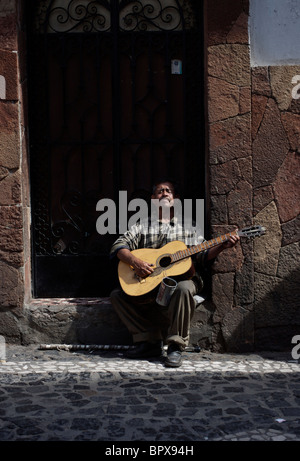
[110,280,197,349]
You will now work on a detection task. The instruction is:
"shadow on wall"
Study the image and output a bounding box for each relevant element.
[253,266,300,351]
[192,266,300,353]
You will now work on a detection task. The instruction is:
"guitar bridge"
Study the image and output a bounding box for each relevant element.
[134,273,146,283]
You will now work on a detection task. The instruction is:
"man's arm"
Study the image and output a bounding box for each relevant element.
[207,233,240,261]
[117,248,154,278]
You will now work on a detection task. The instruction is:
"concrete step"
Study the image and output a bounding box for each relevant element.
[22,298,132,346]
[2,297,211,347]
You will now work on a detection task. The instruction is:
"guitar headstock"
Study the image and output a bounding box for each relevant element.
[238,225,266,239]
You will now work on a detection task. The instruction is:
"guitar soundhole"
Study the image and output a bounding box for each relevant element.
[159,256,172,268]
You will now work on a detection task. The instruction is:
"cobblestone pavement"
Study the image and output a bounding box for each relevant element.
[0,345,299,444]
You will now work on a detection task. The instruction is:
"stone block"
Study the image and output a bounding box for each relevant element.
[254,201,282,276]
[0,14,17,50]
[237,156,252,183]
[212,272,235,323]
[0,1,16,15]
[227,12,249,44]
[235,257,254,305]
[254,272,300,329]
[253,185,274,215]
[208,44,250,87]
[190,302,214,348]
[240,234,254,259]
[0,260,23,307]
[269,66,300,111]
[0,49,18,100]
[253,99,289,188]
[0,166,9,181]
[281,215,300,246]
[0,171,21,205]
[239,86,251,114]
[0,204,23,228]
[0,250,23,271]
[211,224,244,273]
[210,160,240,195]
[273,152,300,223]
[206,0,247,46]
[227,180,252,227]
[0,308,22,343]
[281,112,300,153]
[210,195,228,225]
[0,225,23,256]
[207,77,239,123]
[0,130,20,169]
[277,242,300,280]
[221,307,254,352]
[21,300,132,346]
[251,67,271,97]
[254,325,299,351]
[290,95,300,115]
[0,101,20,169]
[251,94,268,140]
[0,207,24,267]
[209,114,251,164]
[212,245,244,275]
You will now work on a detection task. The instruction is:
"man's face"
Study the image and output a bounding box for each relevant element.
[151,182,175,207]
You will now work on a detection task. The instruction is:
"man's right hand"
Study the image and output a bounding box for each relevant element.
[117,248,154,278]
[131,257,154,278]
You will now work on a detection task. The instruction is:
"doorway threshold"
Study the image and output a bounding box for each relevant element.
[23,297,131,346]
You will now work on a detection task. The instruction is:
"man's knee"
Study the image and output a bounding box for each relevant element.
[110,287,120,297]
[110,288,123,306]
[176,280,195,297]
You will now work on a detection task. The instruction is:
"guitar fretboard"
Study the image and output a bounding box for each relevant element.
[171,231,238,262]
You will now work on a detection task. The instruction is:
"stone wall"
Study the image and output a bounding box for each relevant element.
[0,0,299,351]
[252,66,300,349]
[0,0,30,341]
[201,0,255,351]
[196,0,300,352]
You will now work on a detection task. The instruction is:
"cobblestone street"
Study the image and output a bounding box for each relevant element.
[0,345,299,444]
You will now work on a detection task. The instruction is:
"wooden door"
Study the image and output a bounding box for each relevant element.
[27,0,204,297]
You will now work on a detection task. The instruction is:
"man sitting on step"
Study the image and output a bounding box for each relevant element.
[110,179,239,368]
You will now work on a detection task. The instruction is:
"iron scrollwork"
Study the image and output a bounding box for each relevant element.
[119,0,184,31]
[37,0,112,33]
[35,0,194,33]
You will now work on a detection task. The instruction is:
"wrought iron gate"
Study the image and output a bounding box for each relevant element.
[27,0,204,297]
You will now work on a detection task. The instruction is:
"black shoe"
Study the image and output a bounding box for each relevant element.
[125,341,163,359]
[165,343,183,368]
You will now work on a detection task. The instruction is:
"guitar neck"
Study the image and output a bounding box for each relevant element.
[171,230,239,262]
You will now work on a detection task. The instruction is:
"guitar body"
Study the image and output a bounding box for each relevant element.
[117,225,266,298]
[118,241,192,297]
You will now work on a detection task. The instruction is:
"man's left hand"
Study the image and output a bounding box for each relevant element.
[222,232,240,249]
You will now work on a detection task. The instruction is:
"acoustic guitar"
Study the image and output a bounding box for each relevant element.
[118,225,266,297]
